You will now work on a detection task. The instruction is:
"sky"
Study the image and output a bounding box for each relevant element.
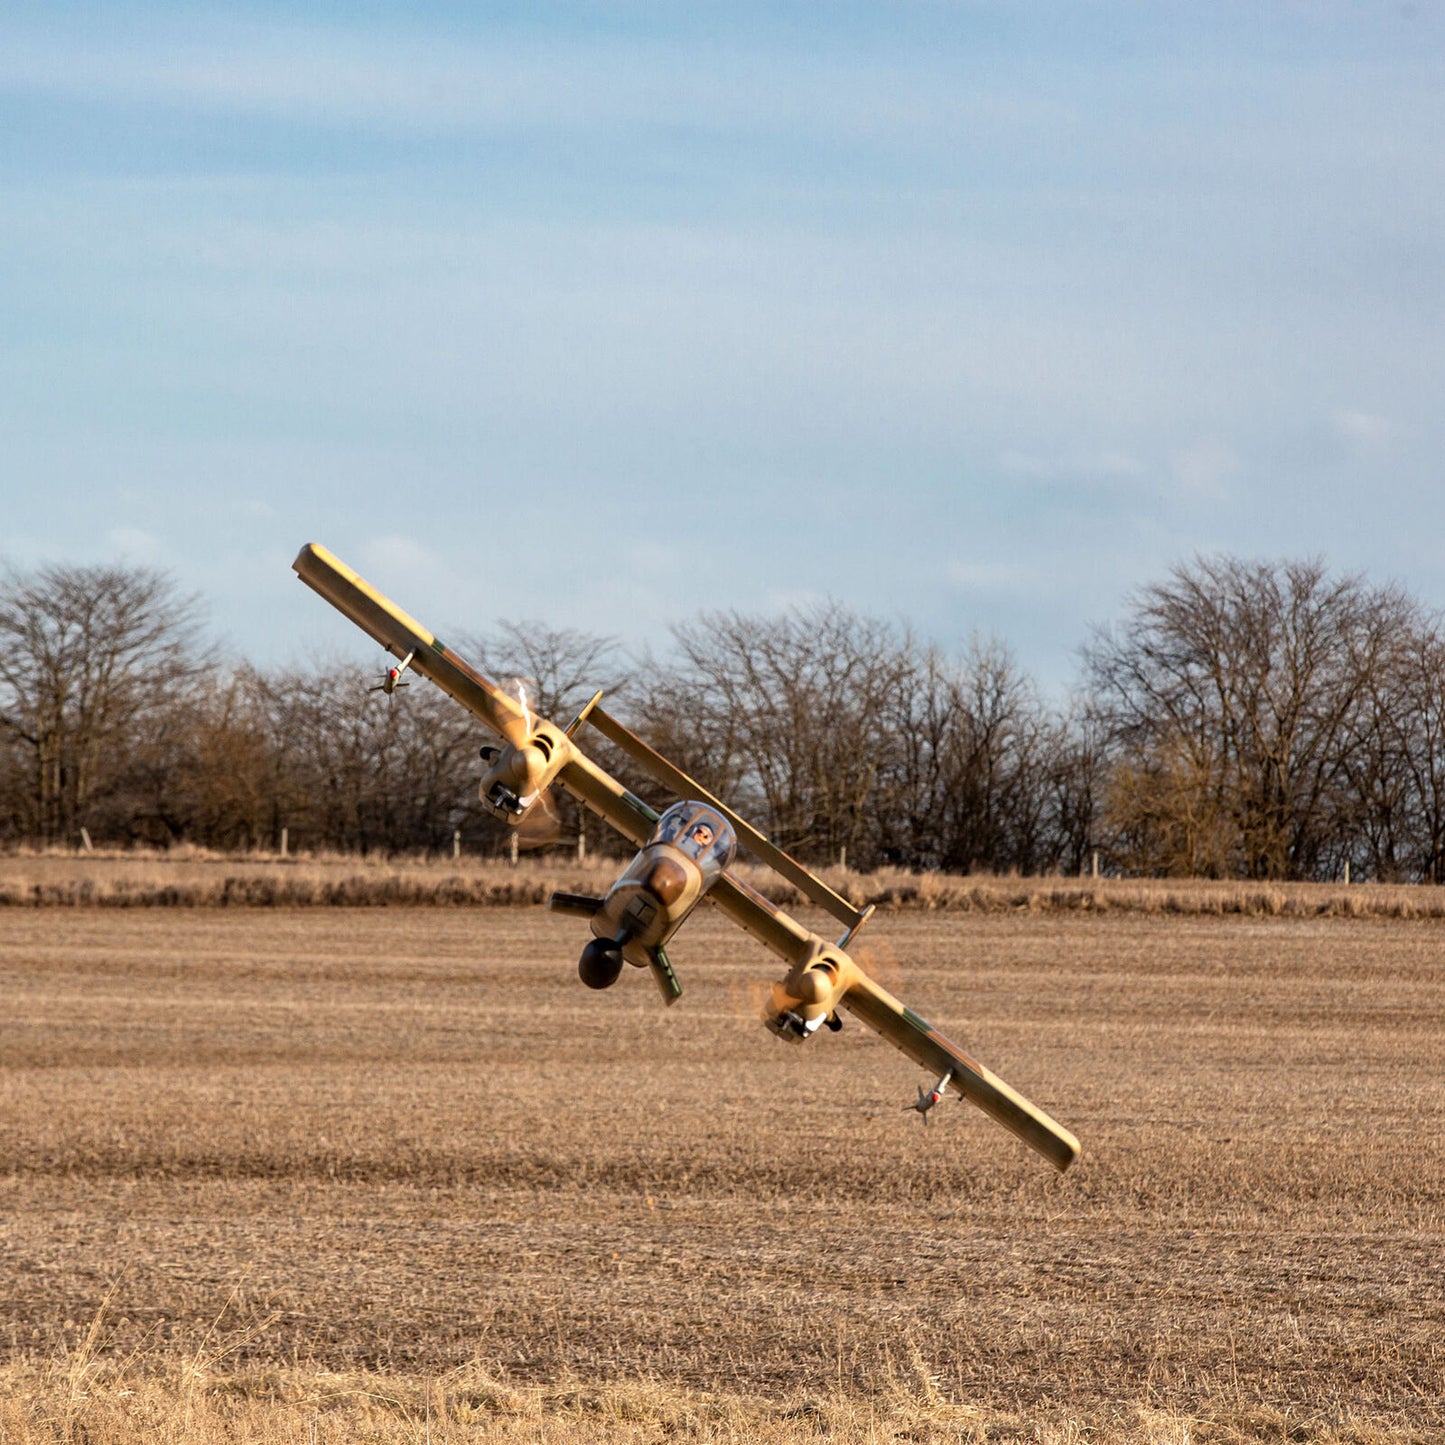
[2,1,1442,693]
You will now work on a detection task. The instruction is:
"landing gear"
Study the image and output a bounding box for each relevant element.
[765,1008,841,1041]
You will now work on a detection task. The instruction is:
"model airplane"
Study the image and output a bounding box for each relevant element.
[292,543,1081,1173]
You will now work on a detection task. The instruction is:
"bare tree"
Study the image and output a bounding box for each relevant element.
[1340,613,1445,883]
[1041,705,1109,877]
[873,638,1044,872]
[937,638,1054,874]
[242,663,485,855]
[1086,556,1415,879]
[467,621,630,726]
[872,642,959,869]
[650,602,913,865]
[0,563,210,843]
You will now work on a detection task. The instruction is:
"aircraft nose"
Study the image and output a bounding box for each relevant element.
[644,858,689,907]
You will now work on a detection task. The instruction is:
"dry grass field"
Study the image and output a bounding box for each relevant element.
[1,898,1442,1441]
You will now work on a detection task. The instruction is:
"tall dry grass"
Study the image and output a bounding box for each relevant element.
[3,845,1445,918]
[2,1273,1423,1445]
[1,1356,1413,1443]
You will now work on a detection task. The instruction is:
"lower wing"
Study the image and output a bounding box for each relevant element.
[842,968,1081,1173]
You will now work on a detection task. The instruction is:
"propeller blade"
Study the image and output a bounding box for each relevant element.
[513,788,563,851]
[850,938,905,997]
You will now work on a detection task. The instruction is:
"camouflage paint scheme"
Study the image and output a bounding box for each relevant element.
[293,543,1081,1172]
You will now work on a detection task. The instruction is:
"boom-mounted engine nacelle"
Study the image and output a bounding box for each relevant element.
[478,723,570,823]
[764,943,856,1041]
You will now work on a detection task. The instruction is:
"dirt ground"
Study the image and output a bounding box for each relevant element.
[1,905,1441,1437]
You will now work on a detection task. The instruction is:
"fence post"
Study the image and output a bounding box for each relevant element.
[577,827,586,863]
[509,832,519,867]
[280,827,288,858]
[79,827,94,853]
[453,830,461,860]
[1344,859,1350,886]
[1091,849,1099,879]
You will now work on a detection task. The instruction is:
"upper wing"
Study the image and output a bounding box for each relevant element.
[294,542,669,851]
[293,543,530,744]
[842,967,1081,1172]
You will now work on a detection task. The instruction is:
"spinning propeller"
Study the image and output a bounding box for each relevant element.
[478,680,567,851]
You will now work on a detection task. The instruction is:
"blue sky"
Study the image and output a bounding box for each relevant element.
[2,2,1441,691]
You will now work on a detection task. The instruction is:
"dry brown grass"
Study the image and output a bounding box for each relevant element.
[0,1360,1414,1444]
[1,905,1441,1441]
[4,846,1445,918]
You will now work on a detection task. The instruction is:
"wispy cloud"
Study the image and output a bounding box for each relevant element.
[947,560,1035,593]
[0,18,1078,145]
[763,586,829,615]
[356,534,444,585]
[998,449,1147,487]
[2,3,1442,693]
[107,526,163,562]
[1333,409,1394,450]
[1169,440,1237,500]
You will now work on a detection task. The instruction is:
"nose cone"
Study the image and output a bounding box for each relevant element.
[797,968,833,1006]
[644,857,689,907]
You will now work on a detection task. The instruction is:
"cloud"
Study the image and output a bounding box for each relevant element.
[997,449,1147,487]
[356,534,445,585]
[107,526,162,561]
[1169,440,1237,499]
[1333,409,1394,450]
[946,560,1034,593]
[763,587,828,615]
[0,18,1070,146]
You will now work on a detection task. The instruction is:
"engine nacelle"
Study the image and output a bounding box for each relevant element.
[478,723,570,822]
[578,938,625,990]
[765,945,857,1039]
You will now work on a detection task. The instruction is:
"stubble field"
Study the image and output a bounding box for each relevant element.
[1,902,1442,1442]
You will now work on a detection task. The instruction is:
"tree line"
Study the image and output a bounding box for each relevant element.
[3,555,1444,882]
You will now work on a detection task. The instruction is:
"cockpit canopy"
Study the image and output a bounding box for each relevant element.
[650,801,737,872]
